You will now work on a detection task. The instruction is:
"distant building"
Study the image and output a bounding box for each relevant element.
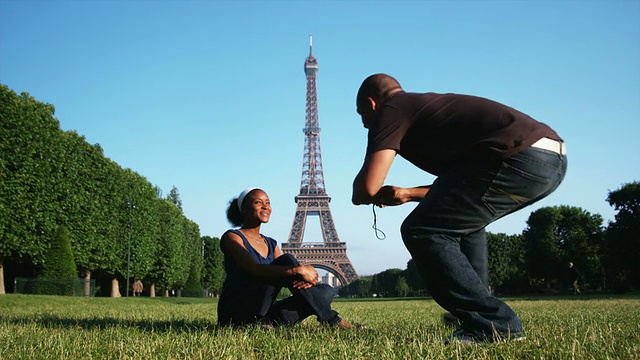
[321,272,341,288]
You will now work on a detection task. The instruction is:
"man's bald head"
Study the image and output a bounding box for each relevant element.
[357,74,404,105]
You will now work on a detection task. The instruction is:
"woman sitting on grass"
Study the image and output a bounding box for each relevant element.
[217,187,358,329]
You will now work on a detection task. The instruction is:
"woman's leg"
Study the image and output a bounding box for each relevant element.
[265,254,341,326]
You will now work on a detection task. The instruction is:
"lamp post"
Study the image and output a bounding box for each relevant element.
[202,239,205,298]
[126,201,135,297]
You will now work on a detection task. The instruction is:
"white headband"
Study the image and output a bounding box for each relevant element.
[237,187,258,212]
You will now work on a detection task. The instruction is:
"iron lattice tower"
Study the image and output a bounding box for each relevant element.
[282,36,359,285]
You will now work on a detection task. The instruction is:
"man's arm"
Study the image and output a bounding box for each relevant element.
[375,185,431,207]
[352,149,397,205]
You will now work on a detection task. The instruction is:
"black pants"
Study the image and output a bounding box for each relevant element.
[264,254,341,326]
[401,147,567,339]
[219,254,341,327]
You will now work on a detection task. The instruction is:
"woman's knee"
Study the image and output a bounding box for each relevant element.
[273,253,299,267]
[312,283,337,305]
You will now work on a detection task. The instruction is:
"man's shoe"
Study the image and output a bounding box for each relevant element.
[494,332,526,343]
[443,329,479,345]
[442,312,462,328]
[443,328,525,345]
[253,319,275,330]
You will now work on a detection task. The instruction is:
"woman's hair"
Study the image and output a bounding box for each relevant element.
[226,197,244,227]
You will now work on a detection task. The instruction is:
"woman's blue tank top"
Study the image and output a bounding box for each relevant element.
[217,229,279,324]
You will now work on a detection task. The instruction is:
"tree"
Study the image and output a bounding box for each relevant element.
[372,268,402,297]
[488,232,511,290]
[150,198,190,296]
[183,262,203,297]
[556,207,604,290]
[123,170,161,288]
[339,276,372,298]
[167,186,183,212]
[395,276,410,297]
[202,236,225,297]
[504,234,527,293]
[402,259,427,296]
[0,84,203,297]
[523,207,563,288]
[487,232,526,294]
[39,225,77,279]
[96,160,130,298]
[37,225,77,295]
[605,181,640,290]
[0,86,64,294]
[182,219,203,297]
[58,132,116,296]
[523,206,604,291]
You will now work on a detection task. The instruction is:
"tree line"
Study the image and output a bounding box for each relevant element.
[2,84,638,298]
[0,85,213,296]
[339,184,640,298]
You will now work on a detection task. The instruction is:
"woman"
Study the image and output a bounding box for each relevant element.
[217,187,357,328]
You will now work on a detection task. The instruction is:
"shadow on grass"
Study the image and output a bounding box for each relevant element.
[6,315,221,333]
[146,297,218,305]
[336,292,640,303]
[500,292,640,301]
[336,297,434,303]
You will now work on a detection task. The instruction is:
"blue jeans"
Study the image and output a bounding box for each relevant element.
[264,254,341,326]
[401,146,567,339]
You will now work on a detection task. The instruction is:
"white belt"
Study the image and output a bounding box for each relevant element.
[531,137,566,155]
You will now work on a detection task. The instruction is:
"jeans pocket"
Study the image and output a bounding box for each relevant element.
[480,161,551,218]
[501,157,553,184]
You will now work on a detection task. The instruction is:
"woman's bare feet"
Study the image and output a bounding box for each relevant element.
[335,319,368,330]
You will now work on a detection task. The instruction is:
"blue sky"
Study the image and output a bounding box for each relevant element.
[2,1,639,276]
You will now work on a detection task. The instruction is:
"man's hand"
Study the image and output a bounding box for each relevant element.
[374,185,407,207]
[374,185,430,207]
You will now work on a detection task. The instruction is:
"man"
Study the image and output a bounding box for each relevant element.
[568,262,582,294]
[352,74,567,344]
[132,279,143,297]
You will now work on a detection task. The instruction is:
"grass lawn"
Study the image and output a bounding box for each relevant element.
[1,293,639,359]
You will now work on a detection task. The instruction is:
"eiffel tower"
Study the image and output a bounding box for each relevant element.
[281,36,359,286]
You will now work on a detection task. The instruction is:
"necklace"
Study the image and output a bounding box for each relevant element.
[241,231,264,244]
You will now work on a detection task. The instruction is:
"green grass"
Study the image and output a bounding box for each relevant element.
[1,294,639,359]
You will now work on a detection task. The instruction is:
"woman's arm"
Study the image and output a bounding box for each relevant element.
[223,232,318,287]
